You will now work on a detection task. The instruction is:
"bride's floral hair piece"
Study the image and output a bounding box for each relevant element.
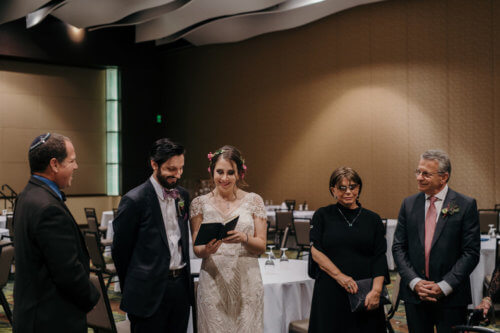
[207,145,248,186]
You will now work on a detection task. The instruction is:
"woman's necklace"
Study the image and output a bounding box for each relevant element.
[337,206,362,227]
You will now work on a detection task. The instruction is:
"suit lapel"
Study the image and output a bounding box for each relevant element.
[431,189,456,249]
[413,192,426,249]
[146,180,171,251]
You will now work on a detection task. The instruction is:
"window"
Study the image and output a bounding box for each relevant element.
[106,67,120,195]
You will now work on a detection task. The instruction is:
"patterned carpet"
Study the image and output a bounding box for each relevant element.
[0,268,499,332]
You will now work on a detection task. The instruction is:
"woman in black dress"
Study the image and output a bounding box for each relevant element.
[308,167,389,333]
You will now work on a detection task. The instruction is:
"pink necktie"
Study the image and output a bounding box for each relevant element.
[425,196,438,278]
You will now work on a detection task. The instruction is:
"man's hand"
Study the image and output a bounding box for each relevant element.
[415,280,443,302]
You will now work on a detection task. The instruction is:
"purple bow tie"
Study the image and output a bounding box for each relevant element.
[163,188,179,200]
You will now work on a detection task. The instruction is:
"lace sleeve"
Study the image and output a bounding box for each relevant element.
[189,196,203,218]
[489,264,500,301]
[248,193,267,219]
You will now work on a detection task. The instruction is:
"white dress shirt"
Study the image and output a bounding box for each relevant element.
[150,176,185,270]
[409,184,453,296]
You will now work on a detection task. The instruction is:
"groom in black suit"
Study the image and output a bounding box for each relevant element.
[112,138,192,332]
[392,149,480,333]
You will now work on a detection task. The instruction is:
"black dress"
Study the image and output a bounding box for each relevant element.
[308,204,389,333]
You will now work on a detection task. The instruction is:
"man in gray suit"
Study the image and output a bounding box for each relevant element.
[392,149,480,333]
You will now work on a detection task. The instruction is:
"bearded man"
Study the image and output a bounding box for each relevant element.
[112,138,192,333]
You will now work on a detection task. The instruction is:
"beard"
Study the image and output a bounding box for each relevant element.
[156,169,179,189]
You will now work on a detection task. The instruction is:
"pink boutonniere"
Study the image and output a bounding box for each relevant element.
[441,201,459,217]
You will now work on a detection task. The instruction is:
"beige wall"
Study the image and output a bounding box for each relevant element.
[0,59,107,196]
[162,0,500,218]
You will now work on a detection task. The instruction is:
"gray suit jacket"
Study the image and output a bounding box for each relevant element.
[392,188,480,306]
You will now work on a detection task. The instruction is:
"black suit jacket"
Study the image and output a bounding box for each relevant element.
[112,179,192,317]
[13,176,100,333]
[392,188,480,306]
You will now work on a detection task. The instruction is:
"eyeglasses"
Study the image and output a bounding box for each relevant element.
[29,133,51,152]
[415,169,444,178]
[336,184,359,192]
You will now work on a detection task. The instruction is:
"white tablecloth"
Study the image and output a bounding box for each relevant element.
[188,258,314,333]
[0,228,8,238]
[0,216,5,229]
[385,219,398,270]
[101,211,114,240]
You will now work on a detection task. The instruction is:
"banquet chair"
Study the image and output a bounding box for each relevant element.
[280,226,290,251]
[84,231,117,291]
[266,220,278,245]
[385,273,401,333]
[87,216,113,249]
[85,207,108,234]
[275,211,294,247]
[478,210,499,234]
[0,241,13,325]
[293,219,310,259]
[87,270,130,333]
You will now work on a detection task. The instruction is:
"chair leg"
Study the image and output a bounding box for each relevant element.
[386,319,394,333]
[0,291,12,325]
[105,275,114,291]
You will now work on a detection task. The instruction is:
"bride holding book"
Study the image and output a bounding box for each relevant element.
[190,145,267,333]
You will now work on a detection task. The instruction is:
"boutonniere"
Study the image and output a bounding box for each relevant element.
[441,201,459,217]
[177,199,186,218]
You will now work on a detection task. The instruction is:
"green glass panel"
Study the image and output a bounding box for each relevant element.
[107,164,119,196]
[107,132,119,164]
[106,68,118,100]
[106,101,119,132]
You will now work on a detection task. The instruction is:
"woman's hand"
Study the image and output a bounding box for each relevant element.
[335,273,358,294]
[477,297,492,317]
[223,230,247,244]
[205,239,222,254]
[364,289,381,310]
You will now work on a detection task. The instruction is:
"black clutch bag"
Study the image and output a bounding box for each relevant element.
[347,278,391,312]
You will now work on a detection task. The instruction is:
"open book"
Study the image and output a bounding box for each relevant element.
[194,215,239,246]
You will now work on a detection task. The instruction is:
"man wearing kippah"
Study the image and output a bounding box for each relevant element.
[13,133,100,332]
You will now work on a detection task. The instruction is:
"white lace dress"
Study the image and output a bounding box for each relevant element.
[190,192,266,333]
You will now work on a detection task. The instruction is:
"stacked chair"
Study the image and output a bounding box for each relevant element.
[84,208,112,249]
[84,232,117,291]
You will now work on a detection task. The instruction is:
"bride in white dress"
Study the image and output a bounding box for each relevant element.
[190,145,267,333]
